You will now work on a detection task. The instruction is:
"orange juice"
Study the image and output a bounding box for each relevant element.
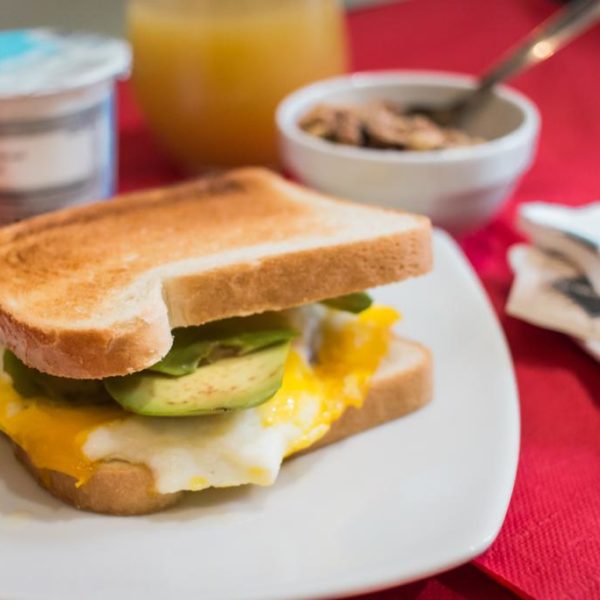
[128,0,348,169]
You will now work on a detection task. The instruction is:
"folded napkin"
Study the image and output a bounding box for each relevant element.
[475,201,600,599]
[520,203,600,292]
[507,202,600,359]
[582,339,600,360]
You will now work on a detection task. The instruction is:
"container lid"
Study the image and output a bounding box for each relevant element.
[0,29,131,99]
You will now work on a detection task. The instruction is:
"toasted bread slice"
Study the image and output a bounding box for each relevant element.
[0,169,431,379]
[12,336,432,516]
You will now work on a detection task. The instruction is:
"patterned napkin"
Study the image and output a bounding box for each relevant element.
[507,203,600,359]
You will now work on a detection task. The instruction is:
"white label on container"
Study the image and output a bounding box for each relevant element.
[0,126,97,190]
[0,98,114,218]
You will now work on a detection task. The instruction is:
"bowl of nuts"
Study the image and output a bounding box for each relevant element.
[276,71,540,233]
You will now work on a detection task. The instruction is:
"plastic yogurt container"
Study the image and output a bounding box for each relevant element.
[0,29,131,222]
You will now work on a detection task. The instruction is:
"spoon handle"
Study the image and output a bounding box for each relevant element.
[478,0,600,93]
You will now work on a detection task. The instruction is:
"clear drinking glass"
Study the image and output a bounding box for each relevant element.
[128,0,348,169]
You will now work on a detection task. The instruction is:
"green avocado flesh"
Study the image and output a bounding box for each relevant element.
[148,328,295,376]
[3,350,111,404]
[3,291,372,417]
[322,292,372,313]
[104,341,291,417]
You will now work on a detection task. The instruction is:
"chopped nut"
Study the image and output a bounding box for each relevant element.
[298,104,337,139]
[362,101,410,148]
[406,129,446,151]
[298,100,485,151]
[333,108,363,146]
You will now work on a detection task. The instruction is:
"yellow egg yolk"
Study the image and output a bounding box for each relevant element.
[260,305,400,455]
[0,305,399,486]
[0,384,124,485]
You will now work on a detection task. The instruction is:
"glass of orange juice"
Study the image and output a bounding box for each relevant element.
[128,0,348,170]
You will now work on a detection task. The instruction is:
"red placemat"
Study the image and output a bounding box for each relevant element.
[117,0,600,597]
[350,1,600,598]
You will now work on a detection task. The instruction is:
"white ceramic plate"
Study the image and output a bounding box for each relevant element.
[0,230,519,600]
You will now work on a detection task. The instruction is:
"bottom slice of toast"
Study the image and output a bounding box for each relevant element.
[13,336,432,515]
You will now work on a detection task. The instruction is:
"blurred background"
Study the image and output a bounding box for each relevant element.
[5,0,125,36]
[3,0,388,36]
[0,0,590,226]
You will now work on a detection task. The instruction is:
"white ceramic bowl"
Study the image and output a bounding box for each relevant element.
[277,71,540,233]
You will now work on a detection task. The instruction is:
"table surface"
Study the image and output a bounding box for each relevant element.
[117,0,600,598]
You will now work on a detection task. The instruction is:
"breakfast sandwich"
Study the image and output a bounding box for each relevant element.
[0,168,432,515]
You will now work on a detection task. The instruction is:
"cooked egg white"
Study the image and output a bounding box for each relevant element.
[0,305,398,494]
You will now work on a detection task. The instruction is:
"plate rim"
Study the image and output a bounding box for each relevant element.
[222,230,521,600]
[0,229,520,600]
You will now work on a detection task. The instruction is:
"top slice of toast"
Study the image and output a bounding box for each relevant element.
[0,168,431,378]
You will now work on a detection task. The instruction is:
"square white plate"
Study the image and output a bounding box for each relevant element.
[0,230,519,600]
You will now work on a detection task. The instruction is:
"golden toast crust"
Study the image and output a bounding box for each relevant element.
[0,169,431,378]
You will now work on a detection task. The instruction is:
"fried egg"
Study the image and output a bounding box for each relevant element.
[0,305,398,494]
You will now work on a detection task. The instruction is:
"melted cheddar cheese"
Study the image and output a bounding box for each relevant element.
[0,383,124,485]
[0,305,398,493]
[260,305,399,454]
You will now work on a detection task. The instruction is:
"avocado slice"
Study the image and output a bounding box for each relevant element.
[3,350,41,398]
[148,328,295,376]
[3,350,111,404]
[322,292,373,313]
[104,341,291,417]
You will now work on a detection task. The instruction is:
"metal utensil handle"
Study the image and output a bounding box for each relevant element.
[478,0,600,93]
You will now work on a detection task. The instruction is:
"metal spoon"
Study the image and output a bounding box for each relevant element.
[409,0,600,127]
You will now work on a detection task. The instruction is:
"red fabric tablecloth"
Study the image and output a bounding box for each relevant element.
[117,0,600,597]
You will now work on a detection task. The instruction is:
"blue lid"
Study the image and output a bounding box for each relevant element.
[0,29,131,98]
